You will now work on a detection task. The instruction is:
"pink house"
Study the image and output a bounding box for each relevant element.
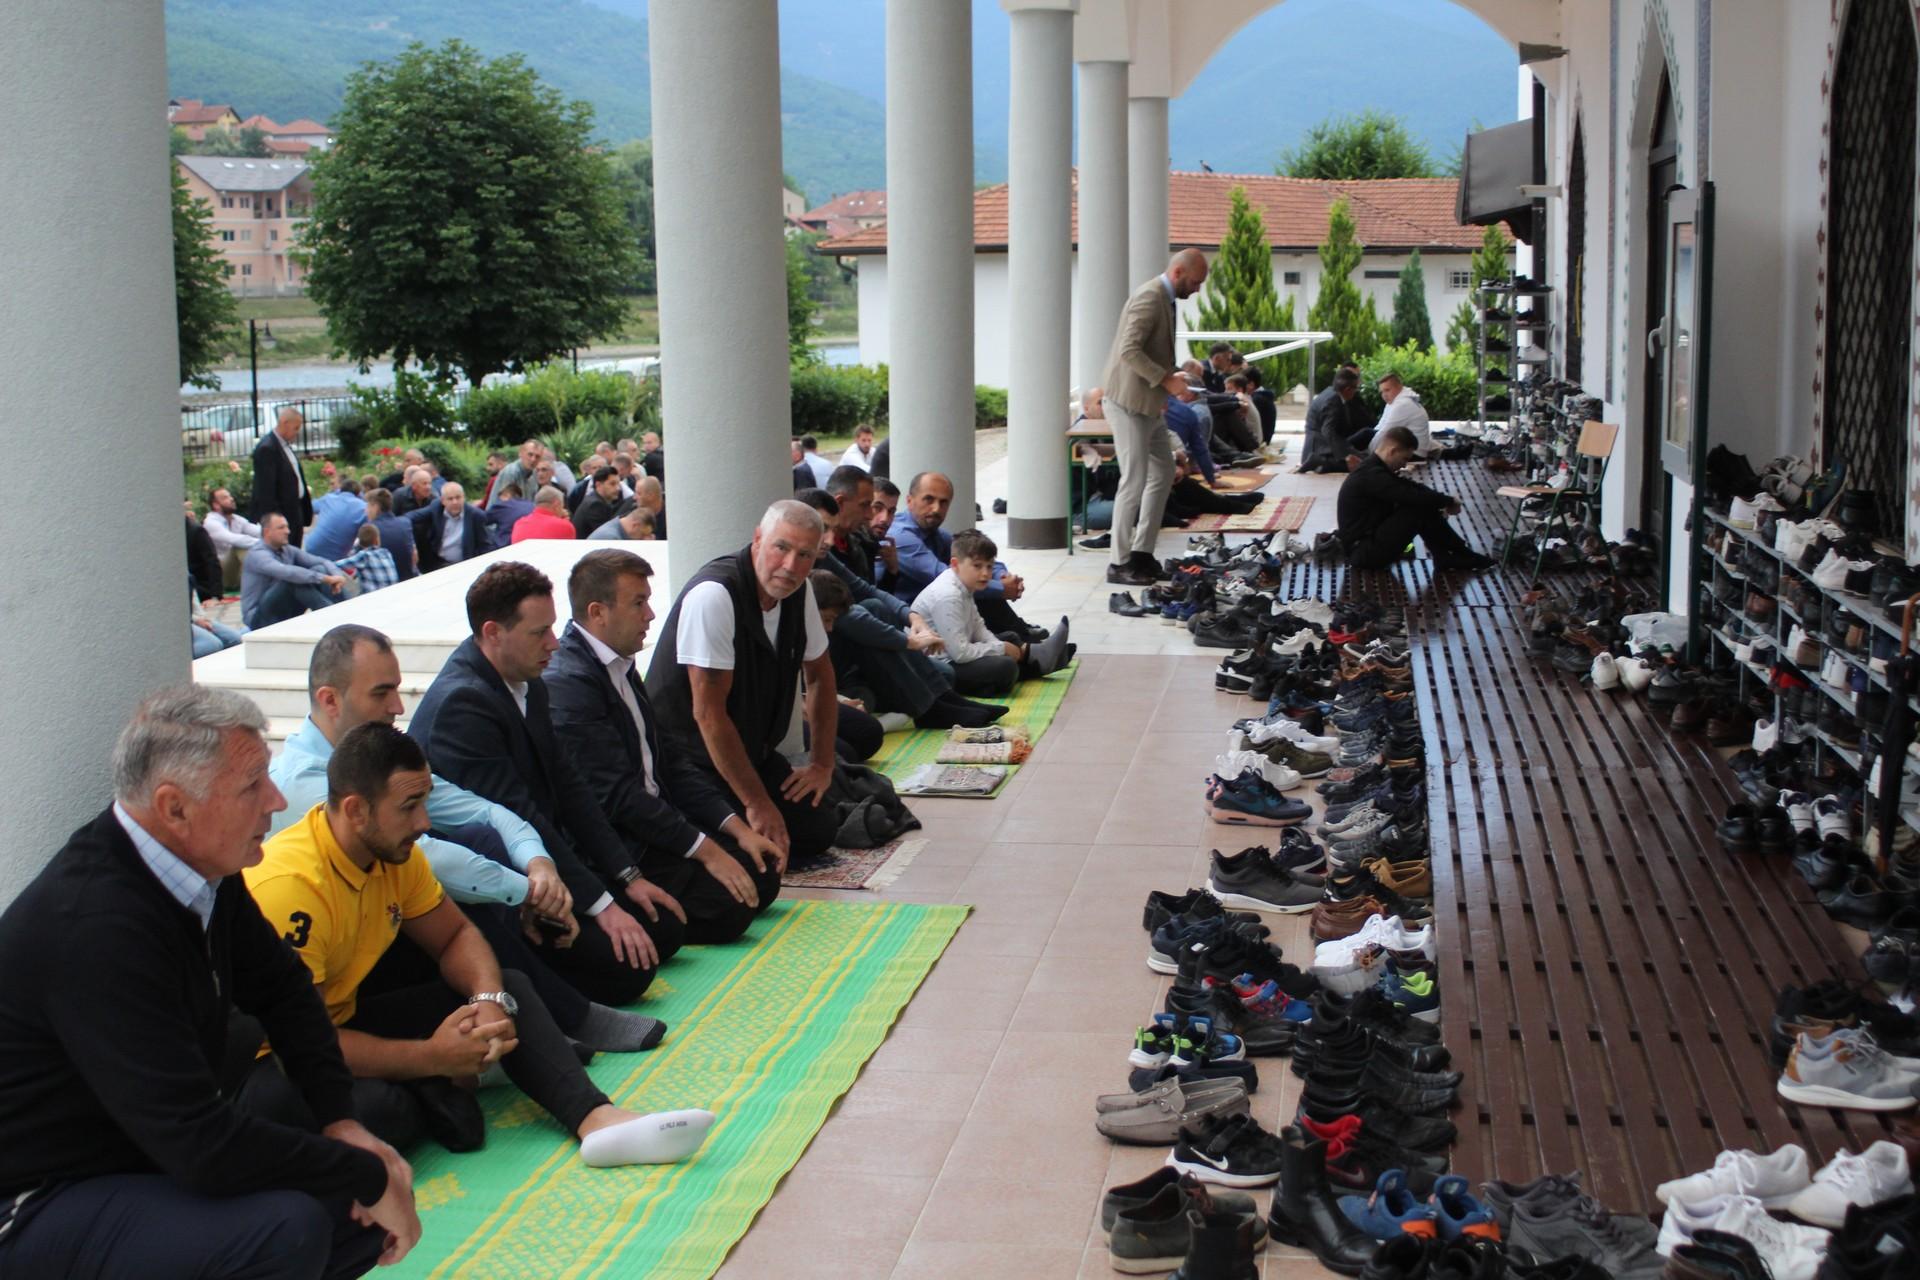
[175,155,314,296]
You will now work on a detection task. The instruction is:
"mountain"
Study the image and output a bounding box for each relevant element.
[163,0,888,199]
[596,0,1510,188]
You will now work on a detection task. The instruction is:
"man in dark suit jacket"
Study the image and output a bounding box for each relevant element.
[545,550,783,944]
[362,486,418,582]
[571,467,631,540]
[409,483,497,574]
[1299,367,1363,473]
[408,562,686,1008]
[249,408,313,546]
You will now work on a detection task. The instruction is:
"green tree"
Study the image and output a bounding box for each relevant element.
[169,126,192,157]
[1277,110,1437,180]
[787,233,819,365]
[1442,223,1512,353]
[171,163,239,390]
[604,138,655,293]
[1187,186,1303,391]
[1389,249,1434,352]
[301,40,642,384]
[1306,197,1389,388]
[190,125,271,157]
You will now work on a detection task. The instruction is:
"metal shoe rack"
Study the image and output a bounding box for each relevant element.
[1696,508,1920,836]
[1476,278,1553,432]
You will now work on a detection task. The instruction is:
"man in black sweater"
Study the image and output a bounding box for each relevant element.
[0,685,418,1278]
[1336,426,1494,572]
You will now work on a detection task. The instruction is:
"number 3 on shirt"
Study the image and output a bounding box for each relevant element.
[284,910,313,949]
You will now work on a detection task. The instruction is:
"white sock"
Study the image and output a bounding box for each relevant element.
[579,1108,716,1167]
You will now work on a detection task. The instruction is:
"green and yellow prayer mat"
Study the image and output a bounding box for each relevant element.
[387,899,968,1279]
[867,657,1079,796]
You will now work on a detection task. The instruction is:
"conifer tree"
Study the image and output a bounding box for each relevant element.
[1389,249,1434,352]
[1188,187,1301,390]
[1443,224,1512,353]
[1306,197,1388,387]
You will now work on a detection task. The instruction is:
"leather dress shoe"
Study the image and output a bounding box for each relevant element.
[1820,872,1894,930]
[1267,1128,1378,1275]
[1717,802,1756,854]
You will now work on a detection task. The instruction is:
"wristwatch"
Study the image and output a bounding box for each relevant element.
[467,991,519,1017]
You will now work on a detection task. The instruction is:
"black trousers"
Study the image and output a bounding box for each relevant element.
[432,822,676,1010]
[0,1174,385,1280]
[836,703,885,762]
[642,832,782,945]
[707,754,840,864]
[1345,506,1474,569]
[239,967,609,1152]
[976,593,1034,637]
[1170,478,1261,515]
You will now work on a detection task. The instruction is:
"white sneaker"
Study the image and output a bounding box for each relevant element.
[1780,791,1817,834]
[1311,936,1392,995]
[1815,795,1851,841]
[1820,649,1853,690]
[1272,630,1317,658]
[1591,653,1619,689]
[1776,519,1813,558]
[1239,720,1340,754]
[1784,1141,1913,1229]
[1813,551,1876,592]
[1657,1194,1829,1278]
[1384,918,1436,958]
[1215,750,1303,793]
[1273,598,1334,627]
[1729,496,1760,530]
[1753,718,1780,752]
[1785,625,1818,665]
[1617,657,1655,692]
[1655,1146,1812,1209]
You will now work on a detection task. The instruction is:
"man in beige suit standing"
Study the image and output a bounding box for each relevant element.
[1097,249,1210,586]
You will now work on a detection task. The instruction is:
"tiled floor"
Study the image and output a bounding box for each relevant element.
[717,652,1344,1280]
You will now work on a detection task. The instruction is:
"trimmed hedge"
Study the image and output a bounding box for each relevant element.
[790,364,885,437]
[1355,342,1480,421]
[974,386,1008,429]
[461,362,640,446]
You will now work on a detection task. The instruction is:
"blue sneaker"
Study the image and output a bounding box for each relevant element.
[1207,775,1311,827]
[1377,969,1441,1023]
[1338,1169,1440,1241]
[1168,1015,1246,1066]
[1427,1174,1501,1241]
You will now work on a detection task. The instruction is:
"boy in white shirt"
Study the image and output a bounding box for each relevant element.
[910,530,1072,696]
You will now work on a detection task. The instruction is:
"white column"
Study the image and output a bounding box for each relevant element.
[887,0,976,526]
[1128,95,1171,287]
[1004,0,1078,548]
[1075,59,1130,394]
[0,0,184,902]
[650,0,791,571]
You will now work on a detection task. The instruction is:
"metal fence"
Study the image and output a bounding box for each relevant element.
[180,389,474,462]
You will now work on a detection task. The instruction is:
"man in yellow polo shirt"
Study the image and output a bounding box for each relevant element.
[236,722,713,1167]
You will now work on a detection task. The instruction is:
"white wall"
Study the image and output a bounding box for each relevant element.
[858,246,1477,388]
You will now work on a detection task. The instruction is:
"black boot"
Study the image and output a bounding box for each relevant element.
[1268,1127,1377,1275]
[1172,1207,1258,1280]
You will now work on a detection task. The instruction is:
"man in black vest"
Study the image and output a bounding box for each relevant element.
[546,550,783,942]
[0,685,416,1277]
[646,499,842,864]
[408,562,687,1007]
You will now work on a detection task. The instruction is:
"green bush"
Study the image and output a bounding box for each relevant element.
[974,385,1008,429]
[459,361,638,445]
[332,406,376,463]
[1356,342,1480,421]
[790,364,884,437]
[369,437,493,491]
[348,369,460,440]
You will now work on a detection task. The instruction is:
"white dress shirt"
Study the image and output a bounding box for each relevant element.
[577,627,705,857]
[441,511,468,564]
[203,511,263,554]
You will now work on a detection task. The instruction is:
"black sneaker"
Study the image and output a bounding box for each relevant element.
[1209,847,1323,913]
[1142,888,1260,936]
[1185,929,1319,999]
[1167,1112,1287,1187]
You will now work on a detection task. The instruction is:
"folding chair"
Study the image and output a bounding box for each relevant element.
[1497,421,1619,578]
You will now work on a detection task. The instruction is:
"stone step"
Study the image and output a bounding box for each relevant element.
[194,646,437,720]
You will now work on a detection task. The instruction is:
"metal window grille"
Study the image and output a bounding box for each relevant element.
[1565,122,1586,384]
[1825,0,1916,540]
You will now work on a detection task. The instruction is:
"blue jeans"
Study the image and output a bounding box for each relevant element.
[246,581,339,630]
[190,621,247,659]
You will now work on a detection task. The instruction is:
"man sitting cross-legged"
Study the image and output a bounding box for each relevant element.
[544,549,785,943]
[0,687,416,1279]
[912,529,1074,697]
[241,723,713,1167]
[1336,425,1494,572]
[645,499,842,866]
[243,512,348,629]
[409,563,689,1008]
[272,623,667,1053]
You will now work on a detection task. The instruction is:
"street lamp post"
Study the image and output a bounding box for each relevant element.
[248,319,276,447]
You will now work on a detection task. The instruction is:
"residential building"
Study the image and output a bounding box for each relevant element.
[166,97,238,140]
[174,155,312,296]
[824,173,1482,390]
[796,189,889,240]
[781,185,807,220]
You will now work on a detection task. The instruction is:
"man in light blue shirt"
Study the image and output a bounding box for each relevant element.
[240,513,345,629]
[303,482,369,561]
[268,622,666,1053]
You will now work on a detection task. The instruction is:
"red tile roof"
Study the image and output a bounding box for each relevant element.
[169,99,237,125]
[264,138,313,156]
[820,171,1484,255]
[799,189,888,224]
[276,119,331,136]
[238,113,282,133]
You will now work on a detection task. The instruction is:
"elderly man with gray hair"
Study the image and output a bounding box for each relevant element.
[1098,248,1210,587]
[0,685,420,1277]
[645,499,842,865]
